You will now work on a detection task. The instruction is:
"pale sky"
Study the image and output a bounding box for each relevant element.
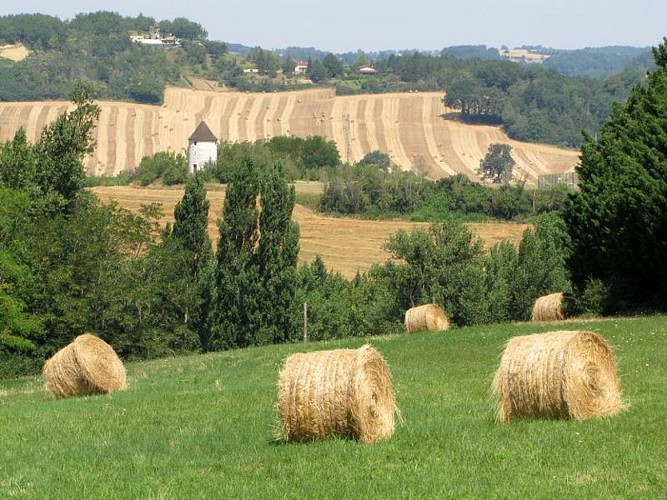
[2,1,665,53]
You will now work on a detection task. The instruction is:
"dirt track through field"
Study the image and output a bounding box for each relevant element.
[91,185,529,279]
[0,87,579,183]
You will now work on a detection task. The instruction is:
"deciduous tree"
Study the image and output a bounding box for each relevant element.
[478,143,515,184]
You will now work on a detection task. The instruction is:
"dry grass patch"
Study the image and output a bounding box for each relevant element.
[0,43,30,61]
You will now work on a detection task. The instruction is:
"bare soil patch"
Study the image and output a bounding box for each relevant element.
[0,43,29,61]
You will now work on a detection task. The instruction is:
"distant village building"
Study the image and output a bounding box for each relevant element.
[499,48,550,64]
[357,66,378,75]
[129,26,179,47]
[188,121,218,173]
[294,61,309,75]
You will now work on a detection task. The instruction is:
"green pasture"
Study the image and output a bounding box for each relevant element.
[1,316,665,498]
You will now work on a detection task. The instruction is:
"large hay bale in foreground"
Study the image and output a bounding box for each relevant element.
[492,330,623,422]
[277,344,396,443]
[43,333,126,399]
[404,304,449,333]
[531,292,568,321]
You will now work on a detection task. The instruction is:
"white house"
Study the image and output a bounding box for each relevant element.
[294,61,309,75]
[357,66,378,75]
[188,121,218,173]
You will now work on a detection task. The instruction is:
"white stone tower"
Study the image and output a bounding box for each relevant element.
[187,121,218,173]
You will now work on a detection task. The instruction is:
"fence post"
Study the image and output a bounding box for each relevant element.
[303,302,308,343]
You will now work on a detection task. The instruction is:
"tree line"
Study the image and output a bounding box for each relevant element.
[100,134,571,222]
[0,12,211,104]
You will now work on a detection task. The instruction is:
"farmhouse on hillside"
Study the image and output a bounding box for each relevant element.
[294,61,309,75]
[357,66,378,75]
[188,121,218,173]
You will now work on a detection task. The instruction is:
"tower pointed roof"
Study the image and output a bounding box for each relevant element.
[189,121,217,142]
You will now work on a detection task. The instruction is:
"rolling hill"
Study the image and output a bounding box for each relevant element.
[0,86,579,183]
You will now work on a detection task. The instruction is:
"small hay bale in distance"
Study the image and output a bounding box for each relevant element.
[404,303,449,333]
[277,344,396,444]
[43,333,127,399]
[531,292,573,322]
[492,330,623,422]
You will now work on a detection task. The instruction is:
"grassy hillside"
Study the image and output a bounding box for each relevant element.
[1,316,665,498]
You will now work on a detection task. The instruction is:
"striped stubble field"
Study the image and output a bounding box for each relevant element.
[1,86,579,183]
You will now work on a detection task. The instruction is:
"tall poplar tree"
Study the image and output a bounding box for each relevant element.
[210,155,299,349]
[169,174,214,348]
[171,173,213,275]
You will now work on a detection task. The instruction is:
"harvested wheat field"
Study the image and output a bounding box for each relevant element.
[0,86,579,183]
[91,185,529,279]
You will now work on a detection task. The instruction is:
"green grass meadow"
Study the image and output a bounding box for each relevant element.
[1,316,666,498]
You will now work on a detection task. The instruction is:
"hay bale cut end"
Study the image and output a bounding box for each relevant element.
[492,330,623,422]
[404,304,449,333]
[531,292,567,322]
[277,344,396,444]
[43,333,127,399]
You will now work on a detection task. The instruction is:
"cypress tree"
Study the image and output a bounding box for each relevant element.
[564,39,667,308]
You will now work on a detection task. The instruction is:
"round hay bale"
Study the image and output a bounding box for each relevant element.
[492,330,623,422]
[43,333,126,399]
[277,344,396,443]
[531,292,568,321]
[404,304,449,333]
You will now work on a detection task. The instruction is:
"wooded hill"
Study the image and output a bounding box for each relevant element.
[0,12,656,148]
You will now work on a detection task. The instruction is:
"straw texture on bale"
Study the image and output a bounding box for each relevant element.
[531,292,566,321]
[43,333,127,399]
[277,344,396,443]
[404,304,449,333]
[492,330,623,422]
